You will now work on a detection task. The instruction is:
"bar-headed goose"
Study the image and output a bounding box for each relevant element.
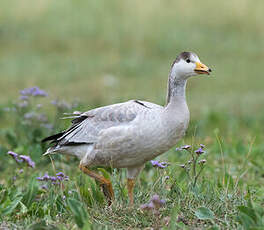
[42,51,212,205]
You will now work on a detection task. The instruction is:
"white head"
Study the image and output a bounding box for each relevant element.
[170,51,211,80]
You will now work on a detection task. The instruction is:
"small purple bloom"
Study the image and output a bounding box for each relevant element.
[164,176,170,180]
[18,101,29,108]
[175,147,182,151]
[62,195,66,200]
[150,160,169,169]
[195,148,205,155]
[151,194,160,202]
[181,145,191,150]
[7,151,19,159]
[42,173,50,181]
[20,86,48,97]
[51,100,71,110]
[200,144,205,149]
[151,194,166,207]
[7,151,23,163]
[141,194,166,212]
[19,95,29,101]
[18,169,24,174]
[56,172,65,177]
[50,176,57,182]
[52,181,59,185]
[36,172,68,184]
[24,112,35,120]
[148,202,155,209]
[19,155,35,168]
[150,160,159,166]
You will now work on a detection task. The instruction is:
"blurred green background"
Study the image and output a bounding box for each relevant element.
[1,0,263,116]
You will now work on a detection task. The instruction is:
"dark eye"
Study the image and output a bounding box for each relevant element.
[186,59,191,63]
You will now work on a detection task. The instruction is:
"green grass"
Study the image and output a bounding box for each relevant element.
[0,0,264,229]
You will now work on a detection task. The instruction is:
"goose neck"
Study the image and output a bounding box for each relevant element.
[166,78,187,108]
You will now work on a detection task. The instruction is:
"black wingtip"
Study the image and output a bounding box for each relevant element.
[41,132,65,143]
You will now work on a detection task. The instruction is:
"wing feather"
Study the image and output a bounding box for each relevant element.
[43,100,160,146]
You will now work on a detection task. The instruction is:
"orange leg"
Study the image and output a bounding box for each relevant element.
[127,178,135,205]
[79,164,114,204]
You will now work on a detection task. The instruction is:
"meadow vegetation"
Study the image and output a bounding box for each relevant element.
[0,0,263,229]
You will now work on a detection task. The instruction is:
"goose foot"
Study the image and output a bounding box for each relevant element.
[79,164,114,205]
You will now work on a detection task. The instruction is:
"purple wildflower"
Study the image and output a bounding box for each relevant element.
[164,176,170,180]
[19,95,29,101]
[24,112,48,123]
[50,176,58,182]
[43,173,50,181]
[150,160,169,169]
[52,181,60,185]
[195,148,205,155]
[7,151,23,163]
[36,172,68,184]
[37,173,50,181]
[175,147,182,151]
[200,144,205,149]
[51,100,71,110]
[18,101,28,108]
[141,194,166,213]
[56,172,65,177]
[62,195,66,200]
[18,169,24,174]
[7,151,19,159]
[140,202,154,211]
[20,86,48,97]
[151,195,165,206]
[181,145,191,150]
[24,112,35,120]
[19,155,35,168]
[36,177,44,181]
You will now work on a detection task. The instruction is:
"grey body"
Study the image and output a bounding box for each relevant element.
[43,51,209,179]
[48,99,189,169]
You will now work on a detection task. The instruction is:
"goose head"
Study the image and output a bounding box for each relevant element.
[170,51,212,80]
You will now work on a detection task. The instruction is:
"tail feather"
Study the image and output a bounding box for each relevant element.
[43,146,60,156]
